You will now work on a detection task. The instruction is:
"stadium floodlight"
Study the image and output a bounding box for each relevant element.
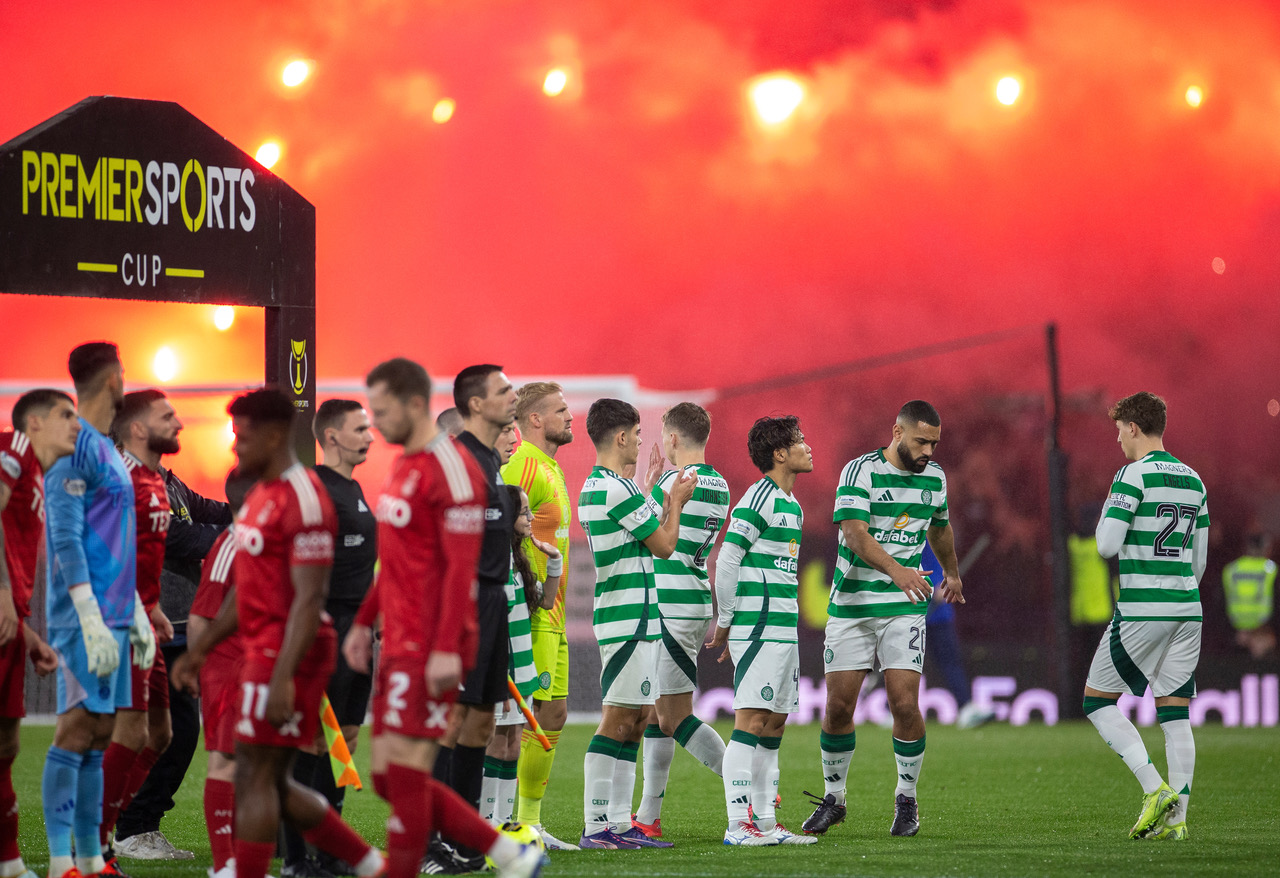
[432,98,456,124]
[282,60,311,88]
[255,141,282,169]
[213,306,235,331]
[996,76,1021,106]
[543,68,569,97]
[749,74,804,126]
[1185,85,1203,107]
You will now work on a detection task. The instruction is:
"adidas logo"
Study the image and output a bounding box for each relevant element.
[358,499,368,512]
[824,774,840,783]
[594,813,609,824]
[215,825,233,835]
[731,795,750,805]
[899,773,915,782]
[149,492,161,507]
[878,490,893,502]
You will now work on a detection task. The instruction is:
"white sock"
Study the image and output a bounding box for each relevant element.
[819,730,856,804]
[722,731,757,825]
[498,775,518,825]
[636,727,675,824]
[480,771,499,823]
[892,736,925,798]
[583,736,619,833]
[48,857,75,878]
[608,742,639,831]
[0,858,30,878]
[676,715,726,776]
[751,737,781,831]
[1161,716,1195,822]
[1088,704,1163,794]
[75,854,105,876]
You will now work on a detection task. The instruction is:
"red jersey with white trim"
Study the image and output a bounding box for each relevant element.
[122,451,170,611]
[233,463,337,668]
[0,430,43,619]
[376,433,486,665]
[191,527,241,665]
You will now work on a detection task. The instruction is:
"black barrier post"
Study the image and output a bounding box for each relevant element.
[1045,323,1075,715]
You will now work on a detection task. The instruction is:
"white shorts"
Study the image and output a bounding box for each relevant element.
[494,696,525,727]
[1086,619,1200,698]
[657,617,711,696]
[823,614,926,674]
[599,639,658,707]
[729,640,799,713]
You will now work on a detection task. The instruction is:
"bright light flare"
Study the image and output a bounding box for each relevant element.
[255,142,281,169]
[749,74,805,125]
[213,306,235,331]
[543,68,568,97]
[153,347,178,382]
[282,60,311,88]
[1185,85,1203,108]
[996,77,1021,106]
[432,99,456,124]
[1212,257,1225,275]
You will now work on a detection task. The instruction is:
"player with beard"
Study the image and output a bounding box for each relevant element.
[97,391,183,876]
[342,357,542,878]
[42,343,157,878]
[802,400,963,839]
[282,400,377,878]
[0,390,74,878]
[172,389,385,878]
[499,382,576,849]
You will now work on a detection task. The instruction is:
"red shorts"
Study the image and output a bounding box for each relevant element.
[0,633,26,719]
[372,655,458,740]
[127,648,170,712]
[234,636,335,749]
[200,653,239,755]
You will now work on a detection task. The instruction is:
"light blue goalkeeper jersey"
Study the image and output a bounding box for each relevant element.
[44,418,137,630]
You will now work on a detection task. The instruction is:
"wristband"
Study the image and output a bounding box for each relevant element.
[546,555,563,580]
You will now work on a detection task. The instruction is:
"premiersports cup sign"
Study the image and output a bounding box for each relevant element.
[0,96,318,462]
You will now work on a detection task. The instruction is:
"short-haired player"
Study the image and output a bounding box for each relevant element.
[577,398,693,849]
[0,390,74,878]
[632,403,730,838]
[803,400,963,839]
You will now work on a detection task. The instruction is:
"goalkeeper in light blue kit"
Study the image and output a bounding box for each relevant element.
[41,343,156,878]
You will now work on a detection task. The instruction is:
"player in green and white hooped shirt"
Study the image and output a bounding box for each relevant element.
[709,416,817,846]
[633,403,731,838]
[577,399,695,850]
[803,400,964,840]
[1083,392,1208,841]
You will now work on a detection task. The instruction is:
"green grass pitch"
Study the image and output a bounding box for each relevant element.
[9,721,1279,877]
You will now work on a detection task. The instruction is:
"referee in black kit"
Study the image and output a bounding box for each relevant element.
[422,364,517,875]
[281,399,378,878]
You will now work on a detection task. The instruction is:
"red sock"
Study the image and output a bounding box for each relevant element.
[0,755,18,861]
[203,778,235,871]
[386,767,433,878]
[430,776,498,855]
[119,747,160,818]
[302,805,373,870]
[373,770,388,801]
[233,838,275,878]
[100,742,138,846]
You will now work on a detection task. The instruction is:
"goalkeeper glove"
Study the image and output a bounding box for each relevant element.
[69,584,119,677]
[129,597,156,670]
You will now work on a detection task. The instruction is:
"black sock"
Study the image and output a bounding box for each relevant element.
[432,745,454,785]
[283,752,322,864]
[451,744,486,811]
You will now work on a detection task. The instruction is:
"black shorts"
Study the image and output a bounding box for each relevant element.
[326,607,373,727]
[457,585,510,706]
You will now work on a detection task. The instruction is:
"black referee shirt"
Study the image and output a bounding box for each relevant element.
[457,430,513,589]
[314,465,378,611]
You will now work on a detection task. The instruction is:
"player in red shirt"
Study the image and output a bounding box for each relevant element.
[0,390,72,878]
[344,358,542,878]
[173,389,385,878]
[187,469,255,878]
[99,390,182,871]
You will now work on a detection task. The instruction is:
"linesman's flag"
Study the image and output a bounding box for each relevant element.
[321,692,362,790]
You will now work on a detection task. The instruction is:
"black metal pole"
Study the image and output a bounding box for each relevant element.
[1045,323,1075,715]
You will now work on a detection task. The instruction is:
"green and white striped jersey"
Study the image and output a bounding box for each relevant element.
[830,449,948,618]
[651,464,730,621]
[579,466,663,645]
[1101,451,1209,622]
[507,559,539,698]
[722,477,803,643]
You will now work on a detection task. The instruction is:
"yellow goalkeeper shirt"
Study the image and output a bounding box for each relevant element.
[502,439,571,632]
